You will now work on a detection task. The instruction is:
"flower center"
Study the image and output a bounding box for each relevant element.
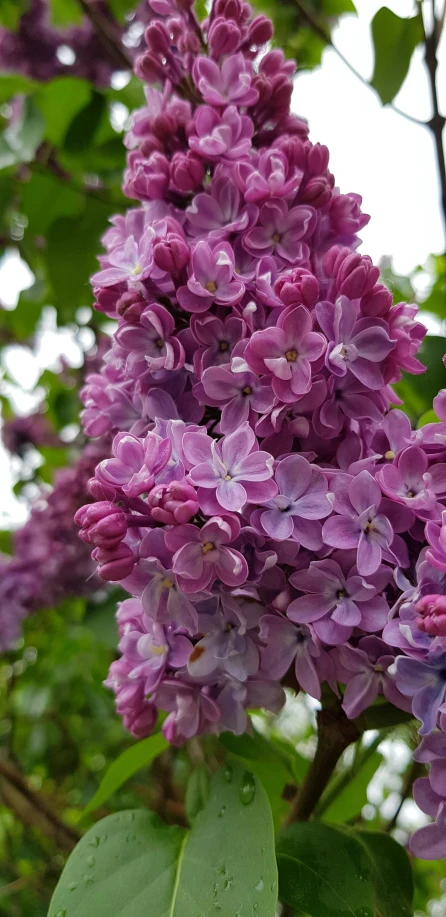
[384,450,396,460]
[373,664,383,673]
[156,337,164,349]
[242,386,252,396]
[285,349,297,362]
[151,643,167,656]
[206,281,217,293]
[131,263,142,275]
[161,577,174,589]
[223,473,232,481]
[336,589,347,599]
[272,232,281,243]
[202,541,215,554]
[219,341,229,352]
[363,520,376,535]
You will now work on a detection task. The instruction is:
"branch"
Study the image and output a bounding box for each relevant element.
[422,0,446,252]
[77,0,133,71]
[285,691,360,824]
[292,0,424,126]
[0,759,80,853]
[385,758,424,833]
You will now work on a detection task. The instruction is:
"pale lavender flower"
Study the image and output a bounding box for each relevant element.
[251,454,330,548]
[334,636,409,719]
[177,240,244,313]
[91,229,155,286]
[166,516,248,592]
[199,365,274,433]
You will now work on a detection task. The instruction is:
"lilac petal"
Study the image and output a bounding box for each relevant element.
[313,617,352,645]
[292,517,323,550]
[413,681,446,735]
[295,650,321,700]
[260,508,294,541]
[217,478,247,511]
[358,597,389,631]
[190,461,221,487]
[172,542,204,579]
[349,471,381,515]
[413,777,441,817]
[357,533,382,575]
[169,634,193,667]
[167,588,198,633]
[331,598,361,626]
[183,432,213,465]
[259,614,298,679]
[430,761,446,798]
[342,672,378,718]
[275,454,312,500]
[410,823,446,860]
[288,594,334,623]
[221,423,254,469]
[322,515,359,549]
[215,547,248,586]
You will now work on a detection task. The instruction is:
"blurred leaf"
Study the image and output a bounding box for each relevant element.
[417,408,439,428]
[48,0,84,25]
[277,822,375,917]
[393,335,446,423]
[0,97,45,169]
[371,8,423,104]
[84,733,168,813]
[21,171,84,235]
[419,254,446,318]
[46,197,114,318]
[0,0,29,30]
[185,766,210,823]
[36,77,91,145]
[0,530,13,555]
[108,0,138,21]
[0,74,38,103]
[322,0,356,12]
[322,751,382,823]
[64,90,107,154]
[357,699,414,730]
[52,765,277,917]
[0,283,45,339]
[354,830,413,917]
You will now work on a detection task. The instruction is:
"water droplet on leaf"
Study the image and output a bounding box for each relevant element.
[86,856,95,868]
[89,836,100,848]
[254,879,264,892]
[224,763,233,783]
[218,805,226,818]
[68,881,78,891]
[239,771,256,805]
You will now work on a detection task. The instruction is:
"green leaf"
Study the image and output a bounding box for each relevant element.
[277,822,375,917]
[0,97,45,169]
[322,751,382,823]
[0,0,29,30]
[84,733,168,813]
[108,0,138,22]
[64,91,107,154]
[21,172,84,235]
[48,0,84,25]
[185,766,210,823]
[322,0,356,13]
[50,763,277,916]
[356,699,414,731]
[393,335,446,424]
[36,77,91,145]
[0,74,39,103]
[219,730,293,825]
[354,830,413,917]
[371,8,423,104]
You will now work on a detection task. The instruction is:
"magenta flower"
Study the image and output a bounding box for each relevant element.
[177,240,244,313]
[189,105,253,161]
[322,470,411,575]
[191,313,246,374]
[243,199,314,262]
[193,53,259,107]
[115,304,185,375]
[316,375,385,437]
[91,229,155,287]
[96,431,171,498]
[166,516,248,593]
[186,174,258,238]
[244,305,326,402]
[288,557,390,644]
[316,296,395,389]
[377,445,446,520]
[333,636,408,719]
[183,423,276,513]
[234,150,302,203]
[199,365,274,434]
[251,454,330,548]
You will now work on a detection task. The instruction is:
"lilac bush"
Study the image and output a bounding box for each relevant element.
[70,0,446,859]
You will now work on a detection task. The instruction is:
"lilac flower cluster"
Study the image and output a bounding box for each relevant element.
[0,443,106,650]
[75,0,446,857]
[0,0,147,85]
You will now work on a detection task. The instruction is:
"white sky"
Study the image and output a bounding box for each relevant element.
[0,0,445,527]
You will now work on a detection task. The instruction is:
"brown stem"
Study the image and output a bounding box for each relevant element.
[77,0,132,71]
[423,1,446,253]
[0,759,80,853]
[385,759,424,833]
[285,694,360,824]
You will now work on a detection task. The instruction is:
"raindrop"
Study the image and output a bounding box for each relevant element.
[55,911,67,917]
[83,874,95,886]
[254,879,264,892]
[253,904,258,913]
[224,763,233,783]
[219,864,227,876]
[128,812,135,822]
[239,771,256,805]
[224,878,234,890]
[86,856,95,868]
[218,805,226,818]
[68,881,78,891]
[89,836,101,848]
[270,880,277,892]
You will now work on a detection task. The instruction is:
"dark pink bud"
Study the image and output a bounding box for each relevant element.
[134,52,161,83]
[123,702,157,738]
[361,283,392,317]
[337,253,380,299]
[152,113,177,142]
[247,14,273,46]
[275,268,319,308]
[93,542,135,582]
[434,390,446,422]
[147,480,199,524]
[145,22,171,54]
[88,478,117,502]
[307,142,329,176]
[178,30,200,54]
[131,152,170,201]
[208,18,241,57]
[153,235,189,273]
[170,151,204,192]
[117,291,147,322]
[301,176,332,207]
[416,594,446,636]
